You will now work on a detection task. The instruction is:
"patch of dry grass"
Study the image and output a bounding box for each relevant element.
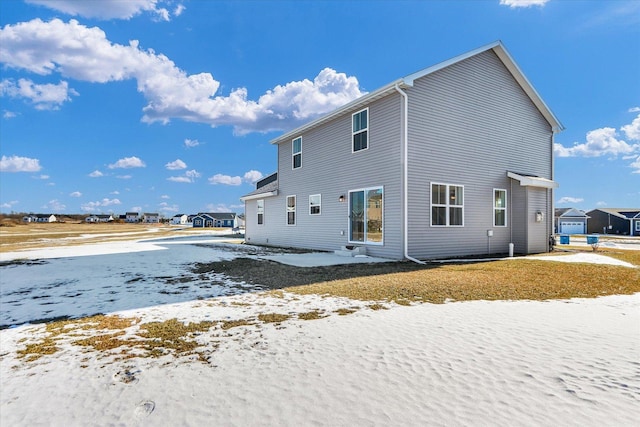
[286,259,640,304]
[298,311,327,320]
[258,313,291,323]
[0,222,176,252]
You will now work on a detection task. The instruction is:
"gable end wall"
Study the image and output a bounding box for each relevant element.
[406,50,554,258]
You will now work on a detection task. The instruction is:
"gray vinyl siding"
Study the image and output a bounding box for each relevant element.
[405,50,553,258]
[249,94,404,259]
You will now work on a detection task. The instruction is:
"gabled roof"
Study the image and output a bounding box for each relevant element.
[555,208,588,218]
[271,41,563,146]
[588,208,640,219]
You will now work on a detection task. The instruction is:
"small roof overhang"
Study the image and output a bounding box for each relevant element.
[240,180,279,202]
[508,171,558,189]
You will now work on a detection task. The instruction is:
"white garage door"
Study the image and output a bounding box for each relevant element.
[560,222,584,234]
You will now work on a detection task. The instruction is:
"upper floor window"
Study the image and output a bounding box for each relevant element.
[292,137,301,169]
[257,200,264,225]
[494,189,507,227]
[352,108,368,152]
[286,195,296,225]
[309,194,321,215]
[431,183,464,227]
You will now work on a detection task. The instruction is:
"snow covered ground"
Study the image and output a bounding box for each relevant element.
[1,238,639,426]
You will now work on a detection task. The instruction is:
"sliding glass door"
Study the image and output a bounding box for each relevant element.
[349,187,383,244]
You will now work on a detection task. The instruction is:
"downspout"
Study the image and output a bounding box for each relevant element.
[550,132,556,250]
[395,83,425,264]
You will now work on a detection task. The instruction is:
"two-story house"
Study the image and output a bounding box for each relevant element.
[242,42,563,260]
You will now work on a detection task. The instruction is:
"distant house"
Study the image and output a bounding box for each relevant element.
[125,212,140,223]
[22,215,37,223]
[586,208,640,236]
[86,214,114,223]
[192,213,239,228]
[142,213,160,223]
[35,214,57,223]
[555,208,588,234]
[170,214,189,225]
[242,41,562,259]
[192,213,214,228]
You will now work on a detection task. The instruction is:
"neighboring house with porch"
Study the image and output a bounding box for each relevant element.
[555,208,588,235]
[192,213,239,228]
[586,208,640,236]
[242,41,562,260]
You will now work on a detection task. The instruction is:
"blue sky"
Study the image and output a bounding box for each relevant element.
[1,0,638,216]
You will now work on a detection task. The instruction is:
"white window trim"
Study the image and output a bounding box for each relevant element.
[257,199,264,226]
[292,136,302,170]
[430,182,464,227]
[309,194,321,216]
[635,221,640,232]
[493,188,507,227]
[352,107,369,153]
[286,195,296,226]
[348,185,384,246]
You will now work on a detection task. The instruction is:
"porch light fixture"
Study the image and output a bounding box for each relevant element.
[338,195,345,202]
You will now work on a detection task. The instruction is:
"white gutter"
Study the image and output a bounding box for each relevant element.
[394,84,425,265]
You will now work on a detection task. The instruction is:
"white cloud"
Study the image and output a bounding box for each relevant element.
[108,156,146,169]
[630,155,640,174]
[555,127,638,158]
[499,0,549,8]
[43,199,65,211]
[161,194,170,199]
[596,201,607,207]
[35,174,49,180]
[89,170,104,177]
[81,198,121,212]
[243,170,264,184]
[69,191,82,197]
[1,200,19,209]
[165,159,186,170]
[174,4,186,16]
[0,155,42,172]
[209,174,242,186]
[0,19,364,134]
[184,138,200,148]
[0,78,77,110]
[167,176,191,183]
[168,169,200,183]
[629,107,640,113]
[158,202,179,213]
[25,0,178,21]
[557,196,584,204]
[621,114,640,141]
[205,203,243,213]
[209,170,265,186]
[116,175,133,179]
[3,110,17,118]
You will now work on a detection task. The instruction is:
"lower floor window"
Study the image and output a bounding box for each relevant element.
[287,195,296,225]
[309,194,321,215]
[494,189,507,227]
[257,200,264,225]
[431,183,464,226]
[349,187,383,244]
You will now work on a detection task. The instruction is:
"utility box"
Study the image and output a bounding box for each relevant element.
[559,235,570,245]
